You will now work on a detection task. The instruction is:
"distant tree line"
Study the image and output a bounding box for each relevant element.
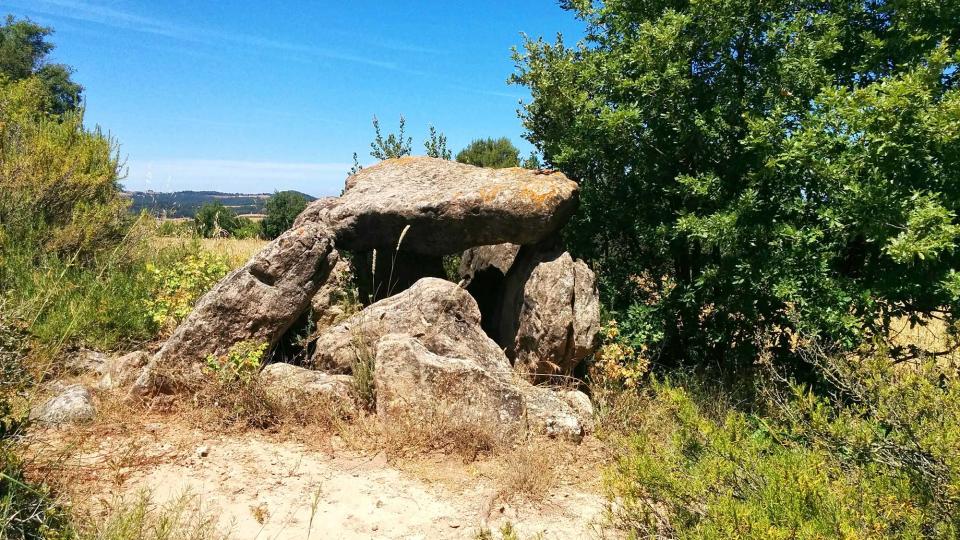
[191,191,308,240]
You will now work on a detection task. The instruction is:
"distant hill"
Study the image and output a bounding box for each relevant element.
[123,190,317,218]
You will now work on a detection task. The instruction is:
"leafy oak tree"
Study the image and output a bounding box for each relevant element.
[455,137,520,168]
[0,15,82,114]
[194,202,241,238]
[261,190,307,239]
[513,1,960,367]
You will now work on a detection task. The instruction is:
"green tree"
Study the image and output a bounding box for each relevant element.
[194,202,241,238]
[370,115,412,160]
[424,125,451,159]
[261,190,307,239]
[513,2,960,367]
[0,15,82,115]
[521,151,541,170]
[455,137,520,168]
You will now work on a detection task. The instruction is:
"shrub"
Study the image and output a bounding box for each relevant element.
[514,2,960,368]
[369,115,412,160]
[204,341,267,385]
[606,351,960,539]
[0,80,127,261]
[193,203,241,239]
[1,441,74,540]
[260,191,306,240]
[155,220,193,238]
[145,251,230,334]
[455,137,520,169]
[232,217,261,240]
[80,490,225,540]
[424,125,451,159]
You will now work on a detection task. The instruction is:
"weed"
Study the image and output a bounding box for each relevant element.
[349,399,505,461]
[349,334,377,411]
[204,341,266,385]
[147,252,230,335]
[494,442,557,504]
[474,522,542,540]
[80,490,227,540]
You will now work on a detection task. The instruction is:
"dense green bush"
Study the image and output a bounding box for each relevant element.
[261,191,306,239]
[514,2,960,368]
[455,137,520,168]
[604,350,960,539]
[145,251,230,334]
[193,202,240,238]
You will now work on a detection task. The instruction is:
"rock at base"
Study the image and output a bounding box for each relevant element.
[374,334,527,441]
[31,384,96,426]
[311,278,510,375]
[373,333,589,443]
[98,350,150,390]
[66,349,109,376]
[499,245,601,380]
[260,362,355,405]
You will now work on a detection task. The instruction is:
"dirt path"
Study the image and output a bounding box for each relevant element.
[126,432,606,539]
[37,405,611,540]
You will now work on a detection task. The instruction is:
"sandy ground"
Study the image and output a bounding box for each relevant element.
[32,406,611,540]
[130,433,607,539]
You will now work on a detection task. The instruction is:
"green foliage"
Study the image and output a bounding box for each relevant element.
[192,203,241,239]
[0,81,126,259]
[0,306,73,539]
[155,220,193,238]
[514,2,960,367]
[232,217,261,240]
[606,351,960,539]
[260,191,306,239]
[370,115,412,160]
[1,444,74,539]
[204,340,267,384]
[455,137,520,168]
[474,522,538,540]
[145,251,230,333]
[81,490,224,540]
[520,152,541,170]
[424,125,451,159]
[0,15,82,115]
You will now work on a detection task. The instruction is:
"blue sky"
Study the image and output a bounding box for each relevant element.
[0,0,582,196]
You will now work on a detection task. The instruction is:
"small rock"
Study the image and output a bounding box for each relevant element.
[196,445,210,457]
[30,385,96,426]
[97,350,150,390]
[66,349,109,376]
[259,363,355,407]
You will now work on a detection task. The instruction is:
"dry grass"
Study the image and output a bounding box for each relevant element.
[346,401,508,462]
[152,236,267,268]
[76,489,227,540]
[176,370,354,435]
[493,442,558,504]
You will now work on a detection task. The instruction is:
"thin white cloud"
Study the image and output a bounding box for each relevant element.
[125,159,351,196]
[6,0,404,70]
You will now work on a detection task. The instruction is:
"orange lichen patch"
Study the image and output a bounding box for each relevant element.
[475,178,574,210]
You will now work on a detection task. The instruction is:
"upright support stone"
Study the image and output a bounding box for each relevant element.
[134,222,338,394]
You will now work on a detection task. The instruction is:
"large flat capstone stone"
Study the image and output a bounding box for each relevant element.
[295,156,578,255]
